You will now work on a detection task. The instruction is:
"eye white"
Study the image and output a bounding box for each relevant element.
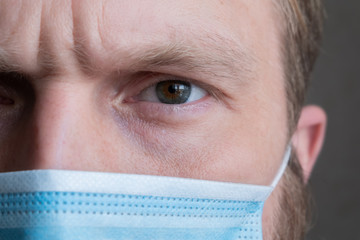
[184,84,207,103]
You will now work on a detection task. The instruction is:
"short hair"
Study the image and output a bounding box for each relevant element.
[274,0,324,134]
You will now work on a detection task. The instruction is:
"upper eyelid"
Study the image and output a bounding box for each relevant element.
[0,72,24,94]
[139,74,195,90]
[0,71,35,100]
[128,72,214,94]
[0,72,29,86]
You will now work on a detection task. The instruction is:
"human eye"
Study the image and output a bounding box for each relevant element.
[0,92,14,105]
[0,74,16,106]
[135,79,207,105]
[0,74,18,109]
[0,72,34,116]
[117,74,219,124]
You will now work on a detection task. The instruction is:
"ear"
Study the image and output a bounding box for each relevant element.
[291,105,327,183]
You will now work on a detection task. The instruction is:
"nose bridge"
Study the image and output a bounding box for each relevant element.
[27,82,85,169]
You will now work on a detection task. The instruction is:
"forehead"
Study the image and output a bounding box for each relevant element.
[0,0,280,76]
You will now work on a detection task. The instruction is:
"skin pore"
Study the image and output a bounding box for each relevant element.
[0,1,326,239]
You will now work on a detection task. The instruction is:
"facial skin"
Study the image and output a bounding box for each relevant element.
[0,0,326,239]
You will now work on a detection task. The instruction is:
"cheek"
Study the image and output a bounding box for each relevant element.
[102,95,287,185]
[103,108,270,184]
[199,104,287,185]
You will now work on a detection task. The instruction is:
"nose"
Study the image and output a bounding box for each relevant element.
[4,81,116,172]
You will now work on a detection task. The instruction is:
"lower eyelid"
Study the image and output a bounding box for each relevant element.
[123,95,214,122]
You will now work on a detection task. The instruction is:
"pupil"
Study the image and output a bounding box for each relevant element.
[168,85,177,94]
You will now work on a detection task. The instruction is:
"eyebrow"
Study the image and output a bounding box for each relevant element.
[0,49,18,72]
[74,32,257,82]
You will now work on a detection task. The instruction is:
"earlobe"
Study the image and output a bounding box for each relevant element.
[291,105,327,183]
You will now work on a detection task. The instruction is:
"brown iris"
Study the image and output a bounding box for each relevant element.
[155,80,191,104]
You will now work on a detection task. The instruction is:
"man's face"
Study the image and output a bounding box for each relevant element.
[0,0,293,238]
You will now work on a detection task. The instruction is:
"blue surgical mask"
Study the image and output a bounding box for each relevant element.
[0,147,291,240]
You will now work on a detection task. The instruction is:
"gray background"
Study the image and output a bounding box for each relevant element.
[305,1,360,239]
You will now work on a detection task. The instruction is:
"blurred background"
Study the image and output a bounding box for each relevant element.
[305,1,360,239]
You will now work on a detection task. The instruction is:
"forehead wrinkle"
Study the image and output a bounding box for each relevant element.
[0,1,43,75]
[70,0,112,77]
[41,1,74,75]
[72,36,98,76]
[73,27,257,84]
[37,5,55,75]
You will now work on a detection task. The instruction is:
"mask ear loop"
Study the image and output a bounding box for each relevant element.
[270,145,292,188]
